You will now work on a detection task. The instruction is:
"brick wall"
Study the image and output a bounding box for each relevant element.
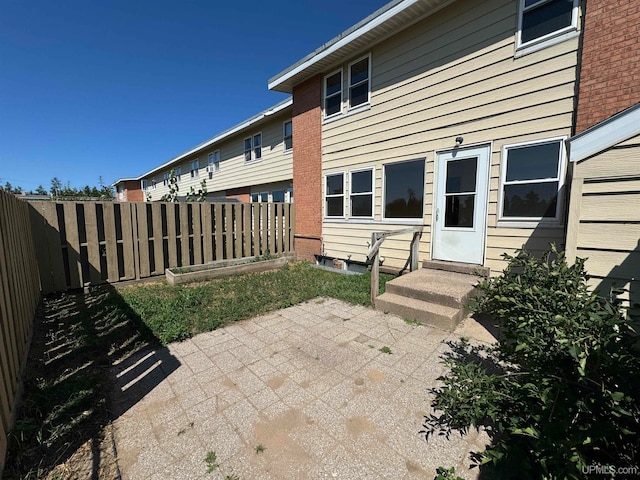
[124,181,143,202]
[225,186,251,203]
[292,75,323,262]
[576,0,640,133]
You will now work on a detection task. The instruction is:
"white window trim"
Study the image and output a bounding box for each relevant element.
[323,69,343,120]
[349,167,375,219]
[347,54,371,111]
[244,133,263,163]
[208,151,220,175]
[283,120,293,153]
[190,159,200,178]
[324,172,346,219]
[175,167,182,182]
[515,0,580,54]
[163,171,170,186]
[382,158,427,223]
[498,136,567,225]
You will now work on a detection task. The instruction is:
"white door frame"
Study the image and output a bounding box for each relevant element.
[432,144,491,265]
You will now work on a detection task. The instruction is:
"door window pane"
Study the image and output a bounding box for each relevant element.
[446,158,477,193]
[384,160,425,219]
[445,194,475,228]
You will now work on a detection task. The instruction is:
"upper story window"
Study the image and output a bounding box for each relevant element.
[190,159,199,178]
[141,180,148,190]
[350,168,374,218]
[244,133,262,162]
[163,172,170,186]
[325,173,345,218]
[324,70,342,118]
[283,121,293,152]
[348,56,370,109]
[383,159,425,220]
[499,138,565,222]
[175,167,182,181]
[208,151,220,178]
[517,0,578,50]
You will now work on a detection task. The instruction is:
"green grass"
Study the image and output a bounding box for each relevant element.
[120,261,392,344]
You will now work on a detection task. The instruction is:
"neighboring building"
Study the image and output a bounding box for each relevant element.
[138,98,293,204]
[112,178,143,202]
[565,0,640,308]
[269,0,583,273]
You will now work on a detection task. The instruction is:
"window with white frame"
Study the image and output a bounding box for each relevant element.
[349,56,370,109]
[518,0,578,49]
[151,180,157,190]
[190,159,199,178]
[244,134,262,162]
[324,70,342,118]
[175,167,181,181]
[383,159,425,220]
[500,138,564,221]
[208,151,220,178]
[350,168,374,218]
[142,179,148,190]
[325,173,344,217]
[163,172,170,186]
[283,121,292,152]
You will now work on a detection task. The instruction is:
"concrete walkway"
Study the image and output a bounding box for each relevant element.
[111,298,493,480]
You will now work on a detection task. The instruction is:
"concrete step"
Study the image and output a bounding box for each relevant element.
[375,292,466,332]
[422,260,490,277]
[385,268,479,308]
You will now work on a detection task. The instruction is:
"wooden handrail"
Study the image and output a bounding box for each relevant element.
[368,226,423,303]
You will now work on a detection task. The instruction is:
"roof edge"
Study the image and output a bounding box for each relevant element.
[138,97,292,180]
[569,103,640,162]
[268,0,420,91]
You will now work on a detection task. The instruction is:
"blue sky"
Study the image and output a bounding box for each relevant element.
[0,0,389,192]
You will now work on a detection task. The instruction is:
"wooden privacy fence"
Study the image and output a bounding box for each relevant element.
[0,190,41,467]
[29,201,295,293]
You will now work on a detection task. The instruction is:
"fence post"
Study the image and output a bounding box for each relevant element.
[370,232,380,304]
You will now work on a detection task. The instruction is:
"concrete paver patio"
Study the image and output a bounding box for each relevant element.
[111,297,492,480]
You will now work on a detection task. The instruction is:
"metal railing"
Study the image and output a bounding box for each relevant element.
[367,226,423,303]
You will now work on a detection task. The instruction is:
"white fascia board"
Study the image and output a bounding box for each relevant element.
[569,103,640,162]
[138,98,292,179]
[268,0,422,91]
[111,178,138,187]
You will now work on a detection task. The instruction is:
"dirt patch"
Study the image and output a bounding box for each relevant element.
[346,416,376,438]
[367,369,386,382]
[266,374,285,390]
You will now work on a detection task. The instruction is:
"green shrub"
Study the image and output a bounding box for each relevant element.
[423,246,640,479]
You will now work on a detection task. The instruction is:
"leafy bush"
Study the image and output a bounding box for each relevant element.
[423,246,640,479]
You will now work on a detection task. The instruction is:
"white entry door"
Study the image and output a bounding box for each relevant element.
[433,145,490,264]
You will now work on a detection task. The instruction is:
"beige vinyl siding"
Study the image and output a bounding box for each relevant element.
[143,112,293,201]
[320,0,577,271]
[567,133,640,307]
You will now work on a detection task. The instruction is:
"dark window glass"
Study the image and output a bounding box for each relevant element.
[253,134,262,159]
[351,170,372,194]
[326,174,343,195]
[384,160,425,219]
[244,138,252,161]
[446,158,477,194]
[326,197,344,217]
[351,195,372,217]
[350,58,369,85]
[326,72,342,96]
[506,142,560,181]
[251,193,259,202]
[522,0,573,44]
[503,182,558,218]
[284,121,292,151]
[326,94,341,116]
[350,83,369,108]
[272,190,285,202]
[445,194,475,228]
